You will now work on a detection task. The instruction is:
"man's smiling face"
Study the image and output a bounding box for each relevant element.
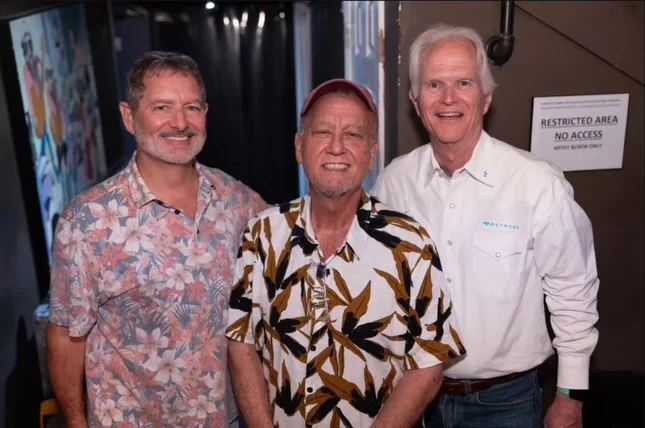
[411,38,492,148]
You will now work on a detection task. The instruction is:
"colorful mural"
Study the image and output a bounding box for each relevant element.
[10,3,107,263]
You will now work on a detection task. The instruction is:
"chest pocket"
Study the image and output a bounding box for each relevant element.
[472,230,523,260]
[471,230,526,298]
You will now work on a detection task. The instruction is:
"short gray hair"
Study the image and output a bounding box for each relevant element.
[409,23,496,99]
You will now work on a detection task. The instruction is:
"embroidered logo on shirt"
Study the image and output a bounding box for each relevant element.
[483,170,489,178]
[482,221,520,230]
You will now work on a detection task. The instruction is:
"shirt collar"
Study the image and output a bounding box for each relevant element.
[194,163,218,203]
[463,131,497,187]
[426,131,497,187]
[125,151,214,208]
[125,153,158,208]
[427,148,441,185]
[296,190,372,261]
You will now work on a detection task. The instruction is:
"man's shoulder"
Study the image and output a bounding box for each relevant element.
[382,143,432,176]
[373,144,432,196]
[198,164,262,200]
[62,169,131,221]
[489,136,567,183]
[198,163,252,192]
[245,196,304,227]
[368,194,433,243]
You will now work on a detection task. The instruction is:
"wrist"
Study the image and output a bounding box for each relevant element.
[557,386,589,403]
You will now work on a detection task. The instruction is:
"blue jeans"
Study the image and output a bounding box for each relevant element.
[424,370,542,428]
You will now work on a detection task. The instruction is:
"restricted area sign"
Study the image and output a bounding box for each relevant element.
[530,93,629,172]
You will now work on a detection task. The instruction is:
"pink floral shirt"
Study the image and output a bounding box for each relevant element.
[49,154,267,427]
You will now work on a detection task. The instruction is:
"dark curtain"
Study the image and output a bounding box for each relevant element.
[310,0,344,87]
[119,1,299,204]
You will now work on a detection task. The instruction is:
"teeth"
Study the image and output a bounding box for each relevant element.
[437,113,462,118]
[164,136,189,140]
[323,163,349,170]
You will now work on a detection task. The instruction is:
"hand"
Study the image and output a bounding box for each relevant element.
[544,391,583,428]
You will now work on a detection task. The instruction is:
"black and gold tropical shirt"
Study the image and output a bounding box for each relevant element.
[226,190,465,427]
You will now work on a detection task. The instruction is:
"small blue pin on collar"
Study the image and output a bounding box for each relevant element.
[483,170,489,178]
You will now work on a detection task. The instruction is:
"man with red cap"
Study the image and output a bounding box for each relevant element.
[226,78,465,427]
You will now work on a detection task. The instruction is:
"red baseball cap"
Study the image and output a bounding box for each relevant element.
[299,78,378,123]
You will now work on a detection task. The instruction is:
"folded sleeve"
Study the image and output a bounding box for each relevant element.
[226,224,260,346]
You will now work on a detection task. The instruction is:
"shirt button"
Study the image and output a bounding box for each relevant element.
[495,252,502,258]
[449,203,456,209]
[446,277,452,283]
[447,240,453,246]
[307,387,313,393]
[310,345,316,352]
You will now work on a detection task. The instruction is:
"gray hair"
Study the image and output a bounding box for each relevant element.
[409,23,496,99]
[298,90,378,143]
[125,51,206,110]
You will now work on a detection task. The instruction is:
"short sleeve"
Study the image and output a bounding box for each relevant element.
[48,213,100,337]
[226,224,260,346]
[403,244,466,370]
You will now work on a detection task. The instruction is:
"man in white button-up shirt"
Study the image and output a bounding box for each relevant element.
[372,24,599,428]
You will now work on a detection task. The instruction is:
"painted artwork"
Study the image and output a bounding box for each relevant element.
[10,3,107,263]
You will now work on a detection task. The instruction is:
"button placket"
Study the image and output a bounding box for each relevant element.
[442,174,471,291]
[443,196,459,288]
[304,259,326,419]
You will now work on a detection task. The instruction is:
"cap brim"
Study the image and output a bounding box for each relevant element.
[300,78,377,118]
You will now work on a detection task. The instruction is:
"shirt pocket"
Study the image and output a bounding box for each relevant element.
[470,230,526,298]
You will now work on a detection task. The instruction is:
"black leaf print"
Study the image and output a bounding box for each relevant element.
[229,282,252,313]
[291,225,317,256]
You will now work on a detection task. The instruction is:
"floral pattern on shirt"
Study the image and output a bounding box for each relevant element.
[226,191,465,427]
[49,153,267,427]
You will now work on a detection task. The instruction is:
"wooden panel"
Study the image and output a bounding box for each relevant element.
[517,1,644,84]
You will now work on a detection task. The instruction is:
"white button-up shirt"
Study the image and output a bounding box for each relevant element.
[372,132,599,389]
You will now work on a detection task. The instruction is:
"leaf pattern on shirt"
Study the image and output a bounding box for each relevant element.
[226,190,465,426]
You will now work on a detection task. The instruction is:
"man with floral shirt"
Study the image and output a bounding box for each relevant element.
[47,51,267,427]
[226,79,465,427]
